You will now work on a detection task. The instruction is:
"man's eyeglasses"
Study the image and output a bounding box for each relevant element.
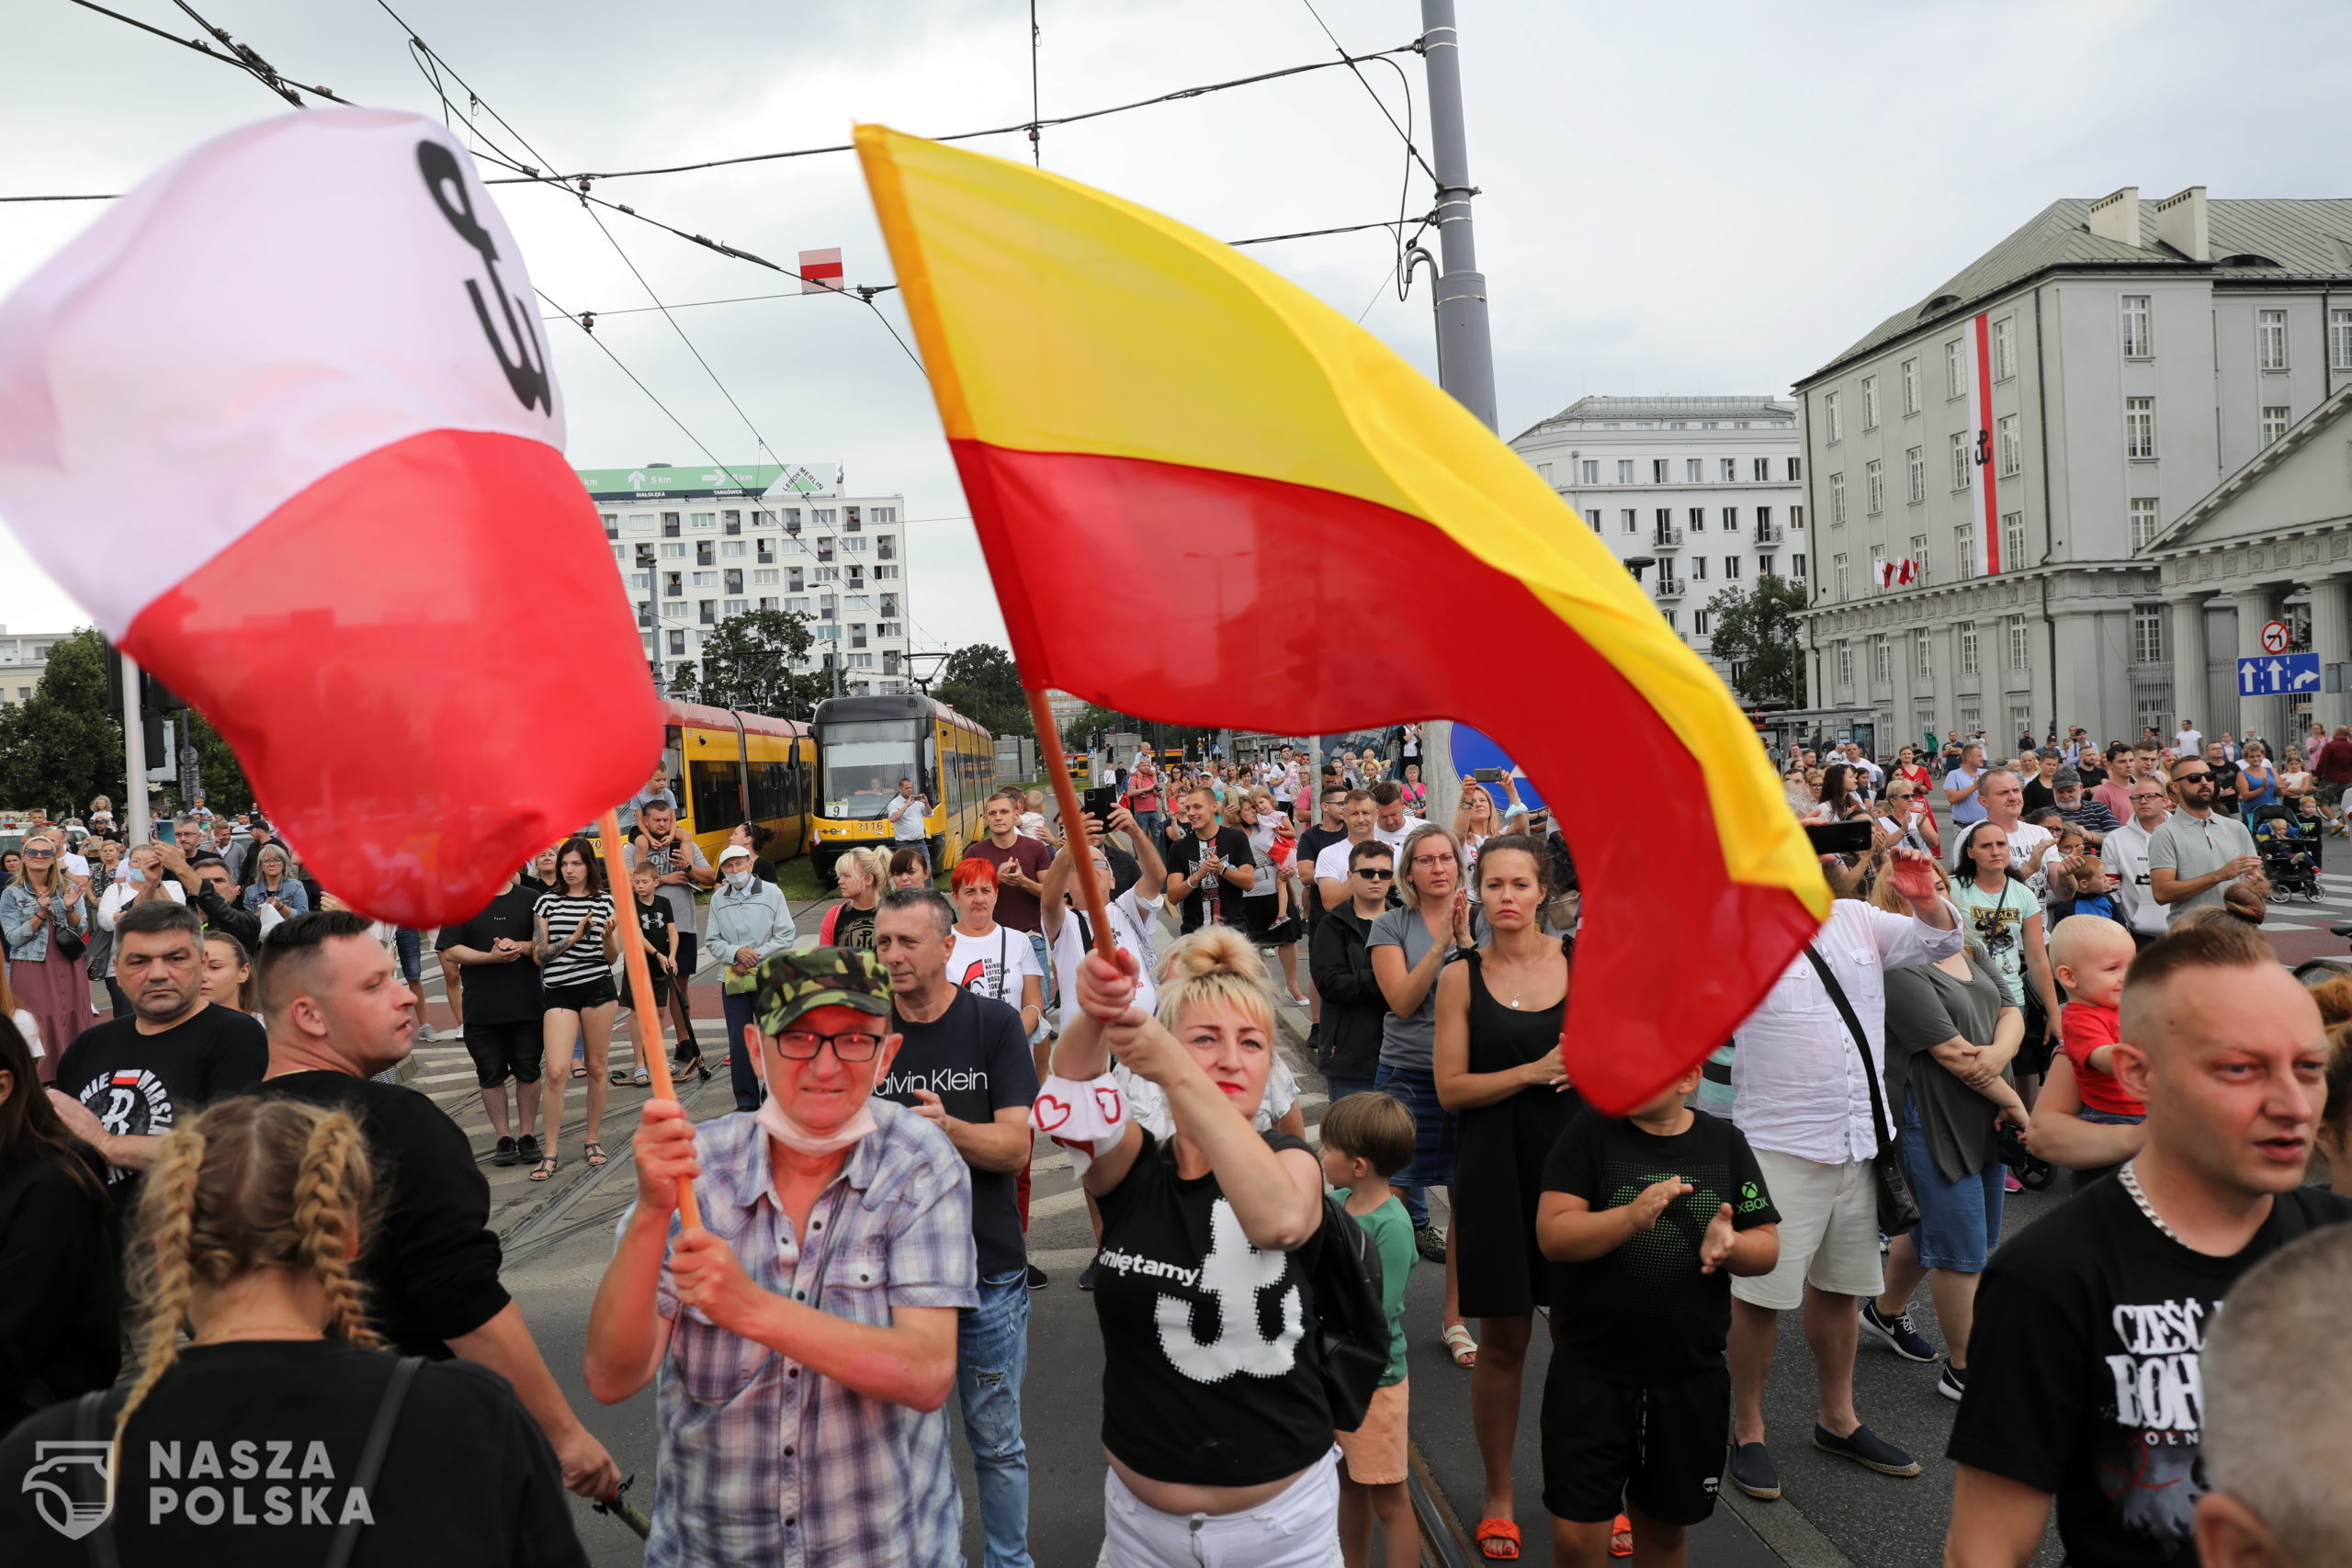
[772,1029,885,1062]
[1354,866,1395,880]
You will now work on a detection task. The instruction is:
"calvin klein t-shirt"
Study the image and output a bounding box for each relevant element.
[876,987,1037,1279]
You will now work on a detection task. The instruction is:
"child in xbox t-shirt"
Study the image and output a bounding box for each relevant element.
[1534,1066,1781,1568]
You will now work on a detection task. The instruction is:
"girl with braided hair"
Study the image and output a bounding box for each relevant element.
[0,1097,583,1566]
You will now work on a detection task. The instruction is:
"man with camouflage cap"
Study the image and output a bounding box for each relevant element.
[586,946,978,1568]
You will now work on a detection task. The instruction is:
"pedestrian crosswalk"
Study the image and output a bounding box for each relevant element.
[2245,868,2352,931]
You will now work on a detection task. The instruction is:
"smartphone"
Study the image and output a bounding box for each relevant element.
[1082,785,1117,820]
[1804,820,1875,855]
[1473,767,1504,783]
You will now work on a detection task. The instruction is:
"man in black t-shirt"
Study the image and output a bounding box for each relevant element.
[870,889,1040,1568]
[1162,785,1255,934]
[1293,784,1351,933]
[435,864,547,1167]
[47,900,267,1221]
[254,911,620,1504]
[1946,922,2352,1568]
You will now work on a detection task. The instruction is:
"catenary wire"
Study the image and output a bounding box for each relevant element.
[62,0,349,105]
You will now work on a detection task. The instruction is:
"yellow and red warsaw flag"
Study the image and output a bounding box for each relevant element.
[0,108,660,926]
[854,122,1828,1112]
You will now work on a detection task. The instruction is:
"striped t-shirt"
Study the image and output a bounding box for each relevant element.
[535,892,616,990]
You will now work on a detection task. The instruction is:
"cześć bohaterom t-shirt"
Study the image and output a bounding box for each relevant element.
[1949,1176,2352,1568]
[52,1004,267,1219]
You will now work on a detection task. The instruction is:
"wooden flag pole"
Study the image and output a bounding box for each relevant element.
[1024,690,1119,959]
[596,808,700,1230]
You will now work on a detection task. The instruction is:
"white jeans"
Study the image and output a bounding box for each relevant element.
[1097,1449,1343,1568]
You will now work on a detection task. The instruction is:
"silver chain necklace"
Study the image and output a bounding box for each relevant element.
[2117,1161,2181,1245]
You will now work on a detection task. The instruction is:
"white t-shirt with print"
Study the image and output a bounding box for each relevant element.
[947,924,1042,1008]
[1049,888,1162,1030]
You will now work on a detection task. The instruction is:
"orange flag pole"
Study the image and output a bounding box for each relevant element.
[597,807,700,1229]
[1025,691,1119,960]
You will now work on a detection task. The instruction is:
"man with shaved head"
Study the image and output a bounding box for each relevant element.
[1942,922,2352,1567]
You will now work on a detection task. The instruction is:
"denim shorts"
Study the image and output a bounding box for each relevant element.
[1896,1093,2004,1273]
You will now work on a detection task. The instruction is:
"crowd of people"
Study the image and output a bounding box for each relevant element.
[2,720,2349,1568]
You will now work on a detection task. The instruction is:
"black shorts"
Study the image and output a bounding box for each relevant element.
[541,976,618,1012]
[463,1018,543,1088]
[1243,895,1300,944]
[628,969,672,1014]
[671,934,697,1014]
[1542,1358,1728,1529]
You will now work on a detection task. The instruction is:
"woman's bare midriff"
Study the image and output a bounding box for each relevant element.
[1107,1450,1311,1517]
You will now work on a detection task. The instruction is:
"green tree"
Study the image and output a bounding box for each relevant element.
[1059,702,1216,757]
[0,628,125,814]
[1702,575,1810,710]
[931,643,1033,737]
[691,609,828,716]
[184,709,254,815]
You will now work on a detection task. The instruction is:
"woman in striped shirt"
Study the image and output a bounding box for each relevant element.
[533,836,619,1180]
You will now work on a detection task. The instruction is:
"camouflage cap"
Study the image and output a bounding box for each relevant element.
[751,946,891,1035]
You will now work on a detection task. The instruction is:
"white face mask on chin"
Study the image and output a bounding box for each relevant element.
[756,1091,878,1155]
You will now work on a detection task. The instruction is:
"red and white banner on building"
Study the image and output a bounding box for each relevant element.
[1967,310,2001,575]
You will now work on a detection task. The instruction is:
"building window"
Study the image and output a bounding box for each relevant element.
[1752,457,1770,481]
[1690,507,1707,531]
[1719,506,1737,532]
[1790,504,1804,530]
[690,512,717,531]
[1663,608,1677,631]
[1653,458,1670,484]
[1993,317,2016,380]
[2128,497,2161,551]
[1617,459,1635,484]
[691,570,718,587]
[1911,534,1929,578]
[1830,472,1847,525]
[1956,524,1975,578]
[662,512,681,537]
[2007,615,2030,670]
[1998,413,2020,476]
[1961,623,1980,674]
[2261,404,2290,446]
[667,630,686,656]
[1916,628,1933,680]
[721,539,748,556]
[2001,512,2025,568]
[1824,391,1842,444]
[723,569,744,593]
[1905,446,1926,503]
[2333,308,2352,372]
[1725,556,1742,579]
[660,541,684,559]
[2258,309,2289,370]
[1787,457,1803,481]
[723,510,741,536]
[1686,458,1703,482]
[1870,544,1886,587]
[2132,604,2165,664]
[1792,551,1806,576]
[1752,507,1767,533]
[1691,557,1708,581]
[1946,338,1966,399]
[876,564,900,580]
[1951,432,1973,490]
[600,512,619,538]
[2121,294,2153,358]
[1837,642,1854,688]
[1657,507,1674,537]
[1622,509,1638,534]
[722,598,749,615]
[1759,553,1777,577]
[1901,357,1920,416]
[699,601,718,626]
[1861,375,1880,430]
[1865,459,1884,514]
[753,568,780,585]
[1536,461,1553,483]
[1834,553,1850,598]
[626,513,656,533]
[1873,637,1892,686]
[1585,508,1601,531]
[1694,609,1710,636]
[1580,459,1599,484]
[2125,396,2156,458]
[1721,457,1737,482]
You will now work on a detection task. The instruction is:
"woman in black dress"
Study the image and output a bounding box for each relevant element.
[1433,835,1577,1559]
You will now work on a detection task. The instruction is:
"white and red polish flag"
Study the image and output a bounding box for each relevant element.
[0,109,661,926]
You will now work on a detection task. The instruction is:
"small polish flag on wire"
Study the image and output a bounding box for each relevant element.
[0,108,662,927]
[798,247,845,293]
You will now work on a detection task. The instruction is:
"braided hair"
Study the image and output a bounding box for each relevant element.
[113,1099,381,1483]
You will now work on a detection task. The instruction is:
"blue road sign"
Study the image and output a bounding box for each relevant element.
[1451,725,1547,810]
[2237,651,2321,696]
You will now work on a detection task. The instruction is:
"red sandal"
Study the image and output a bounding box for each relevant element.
[1475,1517,1521,1561]
[1610,1514,1634,1558]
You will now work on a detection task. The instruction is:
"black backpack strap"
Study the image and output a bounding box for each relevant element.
[322,1357,423,1568]
[71,1390,123,1568]
[1802,946,1894,1155]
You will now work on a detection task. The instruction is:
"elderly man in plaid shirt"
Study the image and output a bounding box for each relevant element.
[587,948,977,1567]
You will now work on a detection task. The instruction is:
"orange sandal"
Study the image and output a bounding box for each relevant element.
[1476,1517,1521,1561]
[1610,1514,1634,1557]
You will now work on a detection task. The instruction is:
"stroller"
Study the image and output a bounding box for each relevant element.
[2252,804,2324,902]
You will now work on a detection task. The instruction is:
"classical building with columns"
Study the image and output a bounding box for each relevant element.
[1791,185,2352,747]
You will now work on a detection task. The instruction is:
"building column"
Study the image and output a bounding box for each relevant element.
[2169,593,2209,742]
[2309,573,2352,737]
[2234,585,2288,749]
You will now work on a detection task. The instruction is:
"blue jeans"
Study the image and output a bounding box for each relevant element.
[395,927,423,988]
[723,988,762,1111]
[959,1269,1034,1568]
[2070,1108,2147,1193]
[1025,929,1056,1011]
[1323,1074,1376,1105]
[1898,1092,2004,1272]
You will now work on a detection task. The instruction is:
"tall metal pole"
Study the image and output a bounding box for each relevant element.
[120,648,152,844]
[1416,0,1496,831]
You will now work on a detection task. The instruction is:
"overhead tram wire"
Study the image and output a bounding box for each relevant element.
[1295,0,1439,309]
[1028,0,1043,167]
[62,0,349,106]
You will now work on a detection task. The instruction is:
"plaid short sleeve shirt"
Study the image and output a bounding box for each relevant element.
[642,1098,978,1568]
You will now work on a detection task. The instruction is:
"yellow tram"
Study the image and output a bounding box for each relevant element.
[628,700,818,868]
[808,694,994,877]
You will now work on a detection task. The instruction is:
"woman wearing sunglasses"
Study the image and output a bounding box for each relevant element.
[1,833,90,1077]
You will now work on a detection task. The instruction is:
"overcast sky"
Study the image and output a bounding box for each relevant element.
[5,0,2346,655]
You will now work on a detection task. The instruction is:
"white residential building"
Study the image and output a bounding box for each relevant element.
[578,463,913,700]
[0,627,66,706]
[1510,396,1805,682]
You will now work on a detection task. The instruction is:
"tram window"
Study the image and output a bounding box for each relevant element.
[689,760,745,830]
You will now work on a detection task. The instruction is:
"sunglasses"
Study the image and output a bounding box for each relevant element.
[772,1029,885,1062]
[22,849,54,859]
[1355,866,1395,880]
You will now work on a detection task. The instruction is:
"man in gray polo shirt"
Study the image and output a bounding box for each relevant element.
[2148,757,2263,922]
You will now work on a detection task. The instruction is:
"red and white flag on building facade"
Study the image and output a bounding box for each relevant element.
[0,108,662,925]
[798,247,845,293]
[1964,310,2002,576]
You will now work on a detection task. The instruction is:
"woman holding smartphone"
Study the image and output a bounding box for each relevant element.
[532,838,619,1180]
[240,845,311,921]
[1879,782,1942,856]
